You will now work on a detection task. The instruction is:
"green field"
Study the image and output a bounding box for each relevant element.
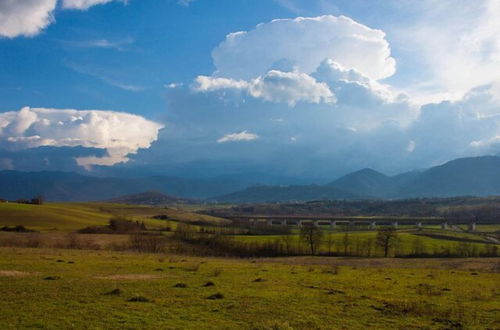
[0,247,498,329]
[0,202,498,258]
[0,202,227,231]
[0,202,499,328]
[232,229,499,257]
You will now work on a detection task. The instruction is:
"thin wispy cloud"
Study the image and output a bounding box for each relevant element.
[217,131,259,143]
[273,0,302,14]
[61,37,134,51]
[178,0,197,7]
[61,0,128,10]
[66,61,146,92]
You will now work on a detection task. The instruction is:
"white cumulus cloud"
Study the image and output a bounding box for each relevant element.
[0,107,164,168]
[0,0,57,38]
[0,0,126,38]
[217,131,259,143]
[212,15,396,81]
[195,70,336,106]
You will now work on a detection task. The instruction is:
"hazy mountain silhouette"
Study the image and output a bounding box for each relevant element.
[107,191,192,205]
[214,156,500,202]
[2,156,500,203]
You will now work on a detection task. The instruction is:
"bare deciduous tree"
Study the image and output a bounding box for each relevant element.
[376,227,398,257]
[300,224,323,255]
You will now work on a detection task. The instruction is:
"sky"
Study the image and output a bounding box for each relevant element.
[1,0,500,181]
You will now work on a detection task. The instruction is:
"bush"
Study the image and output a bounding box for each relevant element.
[128,296,150,302]
[104,289,122,296]
[78,217,146,234]
[207,292,224,300]
[173,283,187,288]
[0,225,37,233]
[129,234,167,253]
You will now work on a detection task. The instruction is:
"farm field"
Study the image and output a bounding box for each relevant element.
[0,202,227,231]
[0,202,499,258]
[231,227,500,257]
[0,247,499,329]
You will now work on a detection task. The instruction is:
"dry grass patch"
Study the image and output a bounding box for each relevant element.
[0,270,33,277]
[97,274,161,280]
[265,256,500,272]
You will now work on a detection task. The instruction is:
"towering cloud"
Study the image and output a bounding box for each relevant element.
[212,15,396,81]
[0,107,163,168]
[151,14,500,178]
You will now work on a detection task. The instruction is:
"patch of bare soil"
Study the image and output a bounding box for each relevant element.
[96,274,162,280]
[0,270,33,277]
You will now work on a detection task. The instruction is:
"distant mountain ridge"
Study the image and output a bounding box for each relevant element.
[326,168,394,198]
[0,171,277,201]
[0,170,304,202]
[107,191,192,205]
[214,156,500,203]
[2,155,500,203]
[208,184,367,204]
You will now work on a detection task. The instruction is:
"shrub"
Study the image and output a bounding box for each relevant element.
[128,296,150,302]
[173,283,187,288]
[104,289,122,296]
[43,276,59,280]
[0,225,37,233]
[207,292,224,300]
[79,217,146,234]
[129,234,166,253]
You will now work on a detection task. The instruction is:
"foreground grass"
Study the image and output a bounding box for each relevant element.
[0,248,498,329]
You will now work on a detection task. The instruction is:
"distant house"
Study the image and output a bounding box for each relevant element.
[12,196,44,205]
[0,199,6,203]
[30,196,44,205]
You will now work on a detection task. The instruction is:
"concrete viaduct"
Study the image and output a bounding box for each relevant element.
[225,215,477,231]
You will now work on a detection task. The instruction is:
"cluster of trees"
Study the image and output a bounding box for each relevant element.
[79,217,147,234]
[159,223,498,258]
[299,225,398,257]
[205,198,466,218]
[204,197,500,223]
[442,204,500,224]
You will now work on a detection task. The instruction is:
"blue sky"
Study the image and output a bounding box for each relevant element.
[1,0,294,115]
[1,0,500,180]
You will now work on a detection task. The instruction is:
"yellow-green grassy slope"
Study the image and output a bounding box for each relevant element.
[0,202,227,231]
[0,247,498,329]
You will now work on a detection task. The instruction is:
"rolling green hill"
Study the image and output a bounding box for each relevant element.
[0,202,227,231]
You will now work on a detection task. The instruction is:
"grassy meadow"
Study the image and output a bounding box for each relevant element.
[0,202,499,329]
[0,247,499,329]
[0,202,227,231]
[233,229,500,256]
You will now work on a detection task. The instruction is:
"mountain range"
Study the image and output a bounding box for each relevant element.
[107,191,192,205]
[214,156,500,203]
[1,155,500,203]
[0,170,300,201]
